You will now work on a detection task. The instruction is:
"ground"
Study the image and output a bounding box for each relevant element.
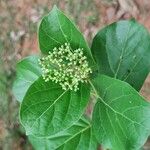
[0,0,150,149]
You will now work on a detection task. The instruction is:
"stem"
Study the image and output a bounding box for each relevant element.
[89,80,111,150]
[88,80,98,97]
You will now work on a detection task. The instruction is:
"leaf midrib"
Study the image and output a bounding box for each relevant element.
[89,80,150,131]
[113,23,132,78]
[22,89,69,133]
[55,125,91,149]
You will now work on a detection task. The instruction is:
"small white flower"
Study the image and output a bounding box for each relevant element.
[39,43,92,91]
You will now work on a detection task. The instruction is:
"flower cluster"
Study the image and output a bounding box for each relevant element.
[39,43,92,91]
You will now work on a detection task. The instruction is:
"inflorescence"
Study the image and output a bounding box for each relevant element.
[39,43,92,91]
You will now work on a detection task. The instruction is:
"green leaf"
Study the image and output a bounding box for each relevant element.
[29,117,98,150]
[20,77,90,136]
[91,20,150,90]
[39,6,95,68]
[91,75,150,150]
[13,55,42,102]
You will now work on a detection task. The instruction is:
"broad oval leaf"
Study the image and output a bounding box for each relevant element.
[39,6,95,67]
[20,77,90,136]
[29,117,98,150]
[91,20,150,90]
[13,55,42,102]
[91,75,150,150]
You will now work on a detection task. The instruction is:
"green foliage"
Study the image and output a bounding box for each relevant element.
[13,55,42,102]
[13,6,150,150]
[38,6,95,68]
[29,117,97,150]
[91,19,150,91]
[20,77,90,136]
[92,75,150,150]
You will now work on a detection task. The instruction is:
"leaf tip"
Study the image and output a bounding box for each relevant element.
[52,5,58,11]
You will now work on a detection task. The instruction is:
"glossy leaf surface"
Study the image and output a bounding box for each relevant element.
[92,75,150,150]
[29,117,97,150]
[13,55,42,102]
[39,6,95,67]
[20,77,90,136]
[91,20,150,90]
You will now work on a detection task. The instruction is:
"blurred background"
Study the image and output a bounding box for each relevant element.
[0,0,150,149]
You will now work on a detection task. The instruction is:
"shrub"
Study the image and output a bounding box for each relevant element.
[13,6,150,150]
